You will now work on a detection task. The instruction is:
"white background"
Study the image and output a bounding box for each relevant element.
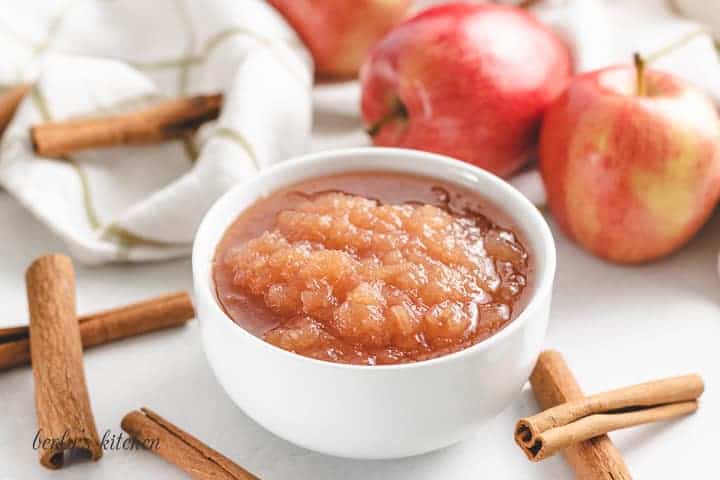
[1,181,718,479]
[1,0,719,478]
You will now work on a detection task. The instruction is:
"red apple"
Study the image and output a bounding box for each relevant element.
[360,3,572,178]
[540,56,720,263]
[268,0,412,78]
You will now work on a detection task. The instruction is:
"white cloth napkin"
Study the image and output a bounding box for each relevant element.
[0,0,718,264]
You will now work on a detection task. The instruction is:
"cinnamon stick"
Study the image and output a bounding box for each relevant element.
[522,350,632,479]
[31,93,223,157]
[121,407,259,480]
[26,254,102,469]
[523,401,698,461]
[0,291,194,371]
[0,325,29,342]
[0,83,30,135]
[516,373,703,460]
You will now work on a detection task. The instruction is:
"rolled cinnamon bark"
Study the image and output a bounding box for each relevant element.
[26,254,102,469]
[527,401,698,461]
[516,373,703,459]
[0,325,29,342]
[0,84,30,134]
[122,407,259,480]
[523,350,632,479]
[0,291,194,371]
[31,93,223,157]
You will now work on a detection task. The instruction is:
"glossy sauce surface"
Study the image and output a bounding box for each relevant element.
[213,172,531,365]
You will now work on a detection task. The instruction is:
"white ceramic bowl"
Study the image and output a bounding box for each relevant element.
[192,147,556,459]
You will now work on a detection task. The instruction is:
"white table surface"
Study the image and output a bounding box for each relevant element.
[1,181,718,479]
[2,0,720,472]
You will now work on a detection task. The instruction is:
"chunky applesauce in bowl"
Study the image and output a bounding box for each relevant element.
[213,172,531,365]
[193,147,555,459]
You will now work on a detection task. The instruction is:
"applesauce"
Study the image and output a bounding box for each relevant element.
[213,172,532,365]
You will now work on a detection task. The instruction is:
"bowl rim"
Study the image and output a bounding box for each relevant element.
[192,147,556,371]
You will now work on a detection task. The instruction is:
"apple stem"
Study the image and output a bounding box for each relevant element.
[367,98,408,137]
[516,0,542,8]
[633,52,646,97]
